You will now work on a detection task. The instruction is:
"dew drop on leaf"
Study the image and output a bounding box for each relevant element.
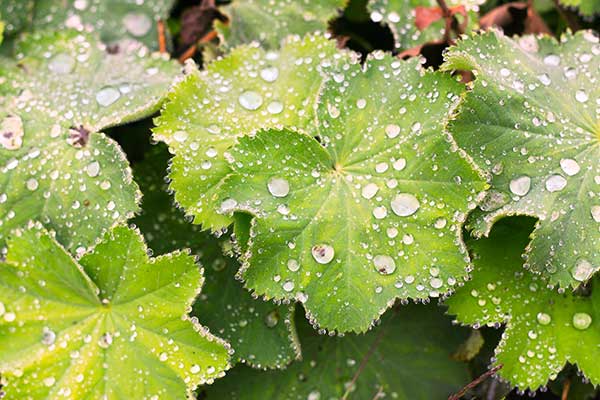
[572,312,592,330]
[509,176,531,196]
[545,175,567,192]
[311,244,334,264]
[571,259,595,282]
[361,183,379,199]
[591,205,600,223]
[122,12,152,37]
[373,255,396,275]
[287,259,300,272]
[48,53,76,75]
[267,177,290,198]
[536,312,551,325]
[260,67,279,82]
[264,310,279,328]
[238,90,263,110]
[96,86,121,107]
[41,328,57,345]
[559,158,580,176]
[391,193,420,216]
[0,115,24,150]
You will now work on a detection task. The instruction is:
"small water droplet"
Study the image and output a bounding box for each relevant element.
[48,53,75,74]
[282,281,295,292]
[0,115,24,150]
[572,312,592,330]
[264,310,279,327]
[98,332,113,349]
[560,158,580,176]
[260,67,279,82]
[26,178,38,191]
[509,176,531,196]
[267,101,283,114]
[287,259,300,272]
[267,177,289,197]
[190,364,201,374]
[96,86,121,107]
[575,90,588,103]
[373,255,396,275]
[238,91,263,110]
[312,244,334,264]
[361,183,379,199]
[536,312,551,325]
[537,73,551,86]
[391,193,420,217]
[571,259,595,282]
[41,328,56,345]
[86,161,100,177]
[356,98,367,109]
[591,205,600,223]
[174,130,188,143]
[385,124,400,138]
[543,54,560,66]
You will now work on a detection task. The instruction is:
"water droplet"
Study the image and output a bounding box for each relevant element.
[174,130,188,143]
[591,205,600,223]
[311,244,334,264]
[267,101,283,114]
[122,12,152,37]
[571,259,595,282]
[509,176,531,196]
[86,161,100,177]
[536,312,551,325]
[98,332,113,349]
[373,255,396,275]
[264,310,279,327]
[267,177,289,197]
[190,364,201,374]
[572,312,592,330]
[159,352,168,362]
[0,115,24,150]
[361,183,379,199]
[287,259,300,272]
[356,98,367,109]
[238,91,263,110]
[393,158,406,171]
[373,206,387,219]
[43,376,56,387]
[220,198,237,214]
[575,90,588,103]
[96,86,121,107]
[282,281,295,292]
[385,124,400,138]
[41,328,56,345]
[430,277,443,289]
[537,74,551,86]
[560,158,580,176]
[391,193,420,217]
[543,54,560,66]
[26,178,39,191]
[545,175,567,192]
[48,53,75,74]
[260,67,279,82]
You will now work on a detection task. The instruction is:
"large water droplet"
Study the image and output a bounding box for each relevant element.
[591,205,600,223]
[282,281,295,292]
[361,183,379,199]
[572,312,592,330]
[96,86,121,107]
[373,255,396,275]
[509,176,531,196]
[560,158,580,176]
[267,101,283,114]
[267,177,289,197]
[190,364,201,374]
[536,312,551,325]
[0,115,24,150]
[238,91,263,110]
[260,67,279,82]
[545,175,567,192]
[385,124,400,138]
[48,53,75,74]
[86,161,100,177]
[264,310,279,327]
[98,332,113,349]
[543,54,560,66]
[26,178,39,191]
[311,244,334,264]
[575,90,588,103]
[41,328,56,345]
[571,259,595,282]
[391,193,420,216]
[287,259,300,272]
[122,13,152,37]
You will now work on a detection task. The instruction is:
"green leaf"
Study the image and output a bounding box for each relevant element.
[215,0,346,50]
[443,30,600,289]
[0,223,231,398]
[557,0,599,17]
[32,0,176,49]
[0,0,33,37]
[133,146,301,369]
[367,0,482,50]
[189,53,485,333]
[153,34,355,232]
[203,304,471,400]
[445,217,600,390]
[0,30,179,251]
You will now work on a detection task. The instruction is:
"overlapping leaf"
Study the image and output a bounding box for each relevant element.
[443,30,600,289]
[557,0,599,17]
[154,34,356,231]
[0,223,231,398]
[133,146,300,369]
[0,0,32,38]
[215,0,346,49]
[368,0,482,50]
[446,217,599,390]
[204,304,470,400]
[0,30,178,251]
[156,35,486,333]
[30,0,175,49]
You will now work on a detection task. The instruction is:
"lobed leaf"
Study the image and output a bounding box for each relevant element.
[153,34,356,232]
[0,0,33,38]
[446,217,600,390]
[443,30,600,289]
[0,30,179,251]
[132,146,301,369]
[215,0,346,50]
[203,304,471,400]
[0,223,231,399]
[557,0,599,17]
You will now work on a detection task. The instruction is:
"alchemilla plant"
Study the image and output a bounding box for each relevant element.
[0,0,598,399]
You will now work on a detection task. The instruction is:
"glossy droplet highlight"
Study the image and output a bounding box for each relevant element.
[267,177,290,197]
[591,205,600,223]
[391,193,420,216]
[509,176,531,196]
[361,183,379,199]
[123,13,152,37]
[48,53,75,74]
[536,312,551,325]
[572,312,592,330]
[545,175,567,192]
[373,255,396,275]
[96,86,121,107]
[260,66,279,82]
[0,115,24,150]
[560,158,580,176]
[238,91,263,110]
[312,244,334,264]
[571,259,595,282]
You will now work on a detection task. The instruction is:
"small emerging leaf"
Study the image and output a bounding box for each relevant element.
[0,223,231,398]
[443,30,600,289]
[446,217,599,390]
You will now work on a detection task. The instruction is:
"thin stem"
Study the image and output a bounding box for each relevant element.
[448,364,504,400]
[157,20,167,53]
[561,378,571,400]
